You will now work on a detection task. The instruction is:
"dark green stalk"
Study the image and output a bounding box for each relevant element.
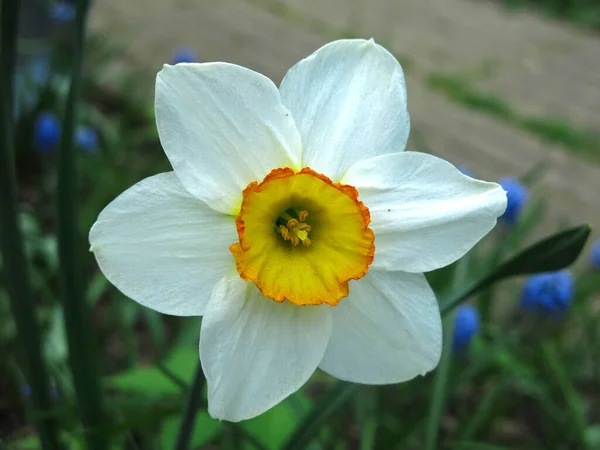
[426,253,471,450]
[230,424,270,450]
[424,311,455,450]
[57,0,108,447]
[156,361,189,392]
[0,0,60,448]
[280,382,360,450]
[174,361,206,450]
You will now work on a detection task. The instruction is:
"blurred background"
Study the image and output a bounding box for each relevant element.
[2,0,600,448]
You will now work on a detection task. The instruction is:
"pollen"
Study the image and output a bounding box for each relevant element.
[230,167,375,306]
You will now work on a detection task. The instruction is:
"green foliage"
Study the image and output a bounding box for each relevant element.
[108,348,198,395]
[2,8,599,450]
[441,224,591,314]
[500,0,600,30]
[161,412,222,449]
[427,73,600,164]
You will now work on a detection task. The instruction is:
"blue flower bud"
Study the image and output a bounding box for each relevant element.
[172,48,196,64]
[520,271,574,315]
[34,112,61,153]
[452,304,480,352]
[458,166,474,178]
[50,2,75,23]
[499,177,528,225]
[75,126,98,152]
[590,239,600,270]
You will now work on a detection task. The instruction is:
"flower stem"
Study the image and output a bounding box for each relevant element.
[0,0,61,448]
[175,360,206,450]
[424,310,455,450]
[56,0,108,447]
[425,254,469,450]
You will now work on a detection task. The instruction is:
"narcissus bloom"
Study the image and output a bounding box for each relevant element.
[90,39,507,422]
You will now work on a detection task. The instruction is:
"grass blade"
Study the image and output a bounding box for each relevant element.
[424,311,455,450]
[56,0,108,447]
[540,341,588,448]
[441,224,591,314]
[0,0,61,447]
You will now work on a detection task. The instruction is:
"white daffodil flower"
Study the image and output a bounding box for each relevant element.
[89,39,507,422]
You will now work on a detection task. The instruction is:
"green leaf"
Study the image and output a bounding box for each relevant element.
[108,348,198,396]
[441,224,591,314]
[161,411,222,449]
[488,224,590,279]
[280,381,359,450]
[242,391,310,450]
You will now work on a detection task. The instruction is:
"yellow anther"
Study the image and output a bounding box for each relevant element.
[279,225,290,240]
[297,223,311,232]
[278,210,311,247]
[289,234,300,246]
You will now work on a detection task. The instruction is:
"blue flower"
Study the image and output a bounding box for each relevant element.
[520,271,574,315]
[34,112,61,153]
[172,48,196,64]
[50,2,75,23]
[499,177,528,225]
[75,126,99,152]
[452,304,480,352]
[458,166,474,178]
[590,239,600,270]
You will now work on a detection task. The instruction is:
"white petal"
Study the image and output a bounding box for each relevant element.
[89,172,236,316]
[279,39,409,181]
[319,269,441,384]
[200,273,332,422]
[156,63,303,214]
[342,152,507,272]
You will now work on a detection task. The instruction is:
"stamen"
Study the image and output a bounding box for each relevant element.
[297,223,311,232]
[298,210,308,222]
[289,234,300,246]
[287,218,299,229]
[276,210,312,247]
[278,225,290,240]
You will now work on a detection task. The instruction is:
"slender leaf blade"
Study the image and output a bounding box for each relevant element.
[441,224,591,314]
